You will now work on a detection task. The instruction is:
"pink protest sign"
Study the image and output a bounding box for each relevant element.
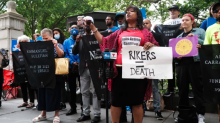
[169,35,198,57]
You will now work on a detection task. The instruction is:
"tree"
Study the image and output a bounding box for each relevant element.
[13,0,94,39]
[0,0,9,14]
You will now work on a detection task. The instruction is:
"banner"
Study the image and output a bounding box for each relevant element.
[122,46,173,79]
[169,35,198,57]
[81,32,111,100]
[12,51,28,83]
[20,41,56,88]
[199,44,220,104]
[154,24,183,47]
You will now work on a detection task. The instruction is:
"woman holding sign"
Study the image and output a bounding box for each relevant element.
[176,14,206,123]
[78,5,159,123]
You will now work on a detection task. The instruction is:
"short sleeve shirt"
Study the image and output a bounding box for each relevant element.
[116,29,145,65]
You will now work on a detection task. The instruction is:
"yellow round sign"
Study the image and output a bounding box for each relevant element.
[175,39,193,55]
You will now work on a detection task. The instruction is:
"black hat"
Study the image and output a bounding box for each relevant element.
[168,5,179,11]
[212,2,220,13]
[115,13,125,21]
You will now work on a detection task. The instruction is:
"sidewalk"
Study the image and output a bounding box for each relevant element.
[0,98,218,123]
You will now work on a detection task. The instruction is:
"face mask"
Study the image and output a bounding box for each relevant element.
[71,29,79,35]
[54,34,60,40]
[118,24,125,28]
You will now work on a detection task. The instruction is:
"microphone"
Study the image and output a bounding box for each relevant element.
[95,49,103,79]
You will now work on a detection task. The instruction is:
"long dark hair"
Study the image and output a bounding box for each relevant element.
[53,28,66,44]
[123,5,144,31]
[209,3,215,17]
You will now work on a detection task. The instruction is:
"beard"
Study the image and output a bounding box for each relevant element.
[106,22,112,26]
[216,17,220,22]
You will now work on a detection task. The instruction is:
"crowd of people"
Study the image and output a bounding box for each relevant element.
[0,2,220,123]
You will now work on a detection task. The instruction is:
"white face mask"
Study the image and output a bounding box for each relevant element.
[118,24,125,28]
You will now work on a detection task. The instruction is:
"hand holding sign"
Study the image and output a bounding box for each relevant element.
[52,39,58,47]
[143,42,154,50]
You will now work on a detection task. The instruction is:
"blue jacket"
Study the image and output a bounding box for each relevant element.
[106,26,120,32]
[177,28,205,62]
[63,36,79,68]
[200,17,217,31]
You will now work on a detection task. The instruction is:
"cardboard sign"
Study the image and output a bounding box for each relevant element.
[122,46,173,79]
[169,35,198,57]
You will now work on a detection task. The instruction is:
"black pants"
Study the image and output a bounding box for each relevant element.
[0,68,3,100]
[20,82,38,103]
[61,76,66,103]
[168,62,176,92]
[177,60,205,115]
[68,71,80,110]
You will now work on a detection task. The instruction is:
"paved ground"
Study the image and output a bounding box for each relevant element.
[0,98,219,123]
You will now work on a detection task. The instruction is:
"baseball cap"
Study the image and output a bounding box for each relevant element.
[84,16,94,23]
[115,13,125,21]
[168,5,179,11]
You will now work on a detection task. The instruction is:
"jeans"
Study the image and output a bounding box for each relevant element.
[152,79,161,112]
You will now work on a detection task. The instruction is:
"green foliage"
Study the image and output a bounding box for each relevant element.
[0,0,218,38]
[0,0,9,14]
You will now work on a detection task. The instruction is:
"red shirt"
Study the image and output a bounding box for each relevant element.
[116,29,145,65]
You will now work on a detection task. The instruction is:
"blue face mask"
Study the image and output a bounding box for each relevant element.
[71,29,79,35]
[118,24,125,28]
[54,34,60,40]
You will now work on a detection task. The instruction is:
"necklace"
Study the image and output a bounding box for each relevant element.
[127,27,138,30]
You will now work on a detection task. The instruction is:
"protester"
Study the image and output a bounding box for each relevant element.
[32,28,64,123]
[15,35,37,108]
[72,16,101,123]
[77,16,85,35]
[33,33,40,42]
[200,3,217,31]
[163,5,182,97]
[53,28,66,44]
[83,6,158,123]
[0,68,3,107]
[164,5,182,25]
[115,13,125,28]
[105,15,120,32]
[176,14,206,123]
[62,25,80,116]
[203,2,220,45]
[52,28,67,110]
[143,19,164,120]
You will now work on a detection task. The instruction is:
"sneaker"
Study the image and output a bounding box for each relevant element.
[163,90,173,97]
[188,93,194,98]
[155,111,163,120]
[76,88,81,95]
[198,114,205,123]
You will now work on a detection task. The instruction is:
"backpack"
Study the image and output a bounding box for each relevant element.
[0,48,9,68]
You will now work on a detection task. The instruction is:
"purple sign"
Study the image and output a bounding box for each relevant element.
[169,35,198,57]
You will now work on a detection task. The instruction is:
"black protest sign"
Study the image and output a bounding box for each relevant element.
[20,41,56,88]
[154,24,183,47]
[82,32,111,100]
[12,51,28,83]
[199,44,220,104]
